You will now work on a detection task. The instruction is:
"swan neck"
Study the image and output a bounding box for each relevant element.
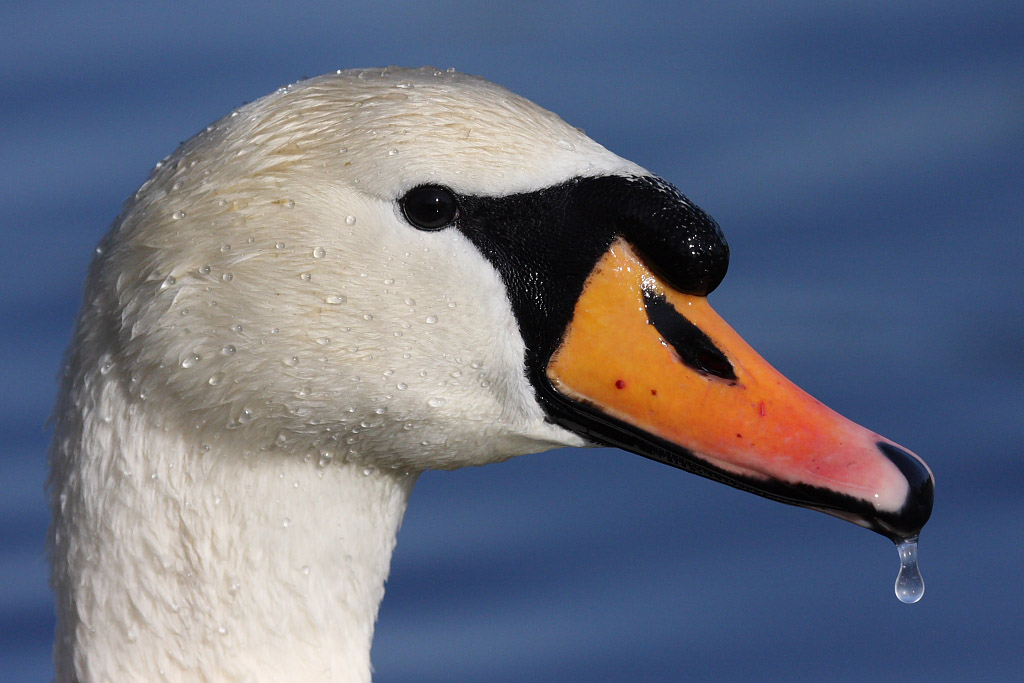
[50,375,418,682]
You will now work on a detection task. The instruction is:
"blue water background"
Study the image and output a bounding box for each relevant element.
[2,1,1022,680]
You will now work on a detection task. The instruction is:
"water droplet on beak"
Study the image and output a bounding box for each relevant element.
[894,536,925,604]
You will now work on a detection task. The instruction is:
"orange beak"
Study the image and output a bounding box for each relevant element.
[545,239,933,541]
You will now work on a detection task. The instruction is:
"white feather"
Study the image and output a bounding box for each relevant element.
[50,67,649,681]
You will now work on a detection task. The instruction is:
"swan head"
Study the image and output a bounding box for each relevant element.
[84,66,931,539]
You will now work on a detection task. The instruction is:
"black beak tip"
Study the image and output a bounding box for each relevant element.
[876,441,935,541]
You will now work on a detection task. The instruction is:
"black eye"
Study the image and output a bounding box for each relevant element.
[400,185,460,231]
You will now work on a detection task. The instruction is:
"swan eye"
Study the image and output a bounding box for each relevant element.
[400,185,459,230]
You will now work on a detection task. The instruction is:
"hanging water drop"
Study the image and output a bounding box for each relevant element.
[894,536,925,604]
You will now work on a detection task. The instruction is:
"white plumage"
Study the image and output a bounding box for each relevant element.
[49,67,647,682]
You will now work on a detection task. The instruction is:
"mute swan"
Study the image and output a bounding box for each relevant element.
[50,67,933,681]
